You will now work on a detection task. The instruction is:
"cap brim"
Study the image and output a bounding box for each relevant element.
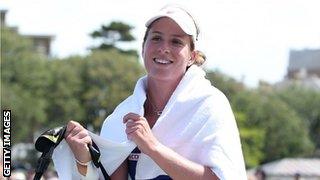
[145,15,194,36]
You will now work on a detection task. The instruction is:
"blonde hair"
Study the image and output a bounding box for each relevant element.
[193,50,206,66]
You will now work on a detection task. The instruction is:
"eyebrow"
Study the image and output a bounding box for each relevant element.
[151,31,187,38]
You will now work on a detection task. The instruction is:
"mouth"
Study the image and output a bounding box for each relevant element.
[153,58,173,65]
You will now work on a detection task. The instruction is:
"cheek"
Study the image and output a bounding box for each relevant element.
[177,50,192,64]
[142,42,153,58]
[142,49,150,67]
[142,48,152,69]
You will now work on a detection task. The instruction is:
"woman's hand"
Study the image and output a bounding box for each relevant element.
[123,113,160,155]
[65,120,92,164]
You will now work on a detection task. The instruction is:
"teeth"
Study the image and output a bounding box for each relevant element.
[154,58,172,64]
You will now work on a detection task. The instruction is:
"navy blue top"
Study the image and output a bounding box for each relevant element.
[128,147,172,180]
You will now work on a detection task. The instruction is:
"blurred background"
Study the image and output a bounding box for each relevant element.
[1,0,320,179]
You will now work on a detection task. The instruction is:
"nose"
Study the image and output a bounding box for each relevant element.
[158,42,170,54]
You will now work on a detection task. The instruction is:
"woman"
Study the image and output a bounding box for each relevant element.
[61,5,247,180]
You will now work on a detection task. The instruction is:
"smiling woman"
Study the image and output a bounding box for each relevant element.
[53,4,247,180]
[143,18,196,85]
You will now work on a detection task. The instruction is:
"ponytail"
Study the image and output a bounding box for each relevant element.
[193,50,206,66]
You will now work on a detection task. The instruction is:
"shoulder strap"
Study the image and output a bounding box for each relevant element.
[88,141,111,180]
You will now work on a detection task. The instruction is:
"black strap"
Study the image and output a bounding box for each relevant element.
[33,146,55,180]
[88,141,111,180]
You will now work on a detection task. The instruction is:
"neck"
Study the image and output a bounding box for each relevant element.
[146,76,181,112]
[146,94,163,116]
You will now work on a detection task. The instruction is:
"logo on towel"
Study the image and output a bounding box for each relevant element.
[128,153,140,161]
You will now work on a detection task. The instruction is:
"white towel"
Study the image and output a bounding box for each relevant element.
[52,65,247,180]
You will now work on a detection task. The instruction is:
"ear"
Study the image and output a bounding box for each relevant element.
[187,51,196,66]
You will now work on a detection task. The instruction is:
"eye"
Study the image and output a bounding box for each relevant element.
[151,35,161,42]
[172,39,184,46]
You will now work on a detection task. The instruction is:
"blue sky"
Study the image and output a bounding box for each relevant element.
[1,0,320,87]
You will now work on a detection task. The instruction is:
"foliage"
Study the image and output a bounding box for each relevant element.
[206,70,246,99]
[206,71,265,167]
[44,57,85,128]
[90,21,138,56]
[1,27,50,142]
[1,26,144,142]
[81,50,144,129]
[275,85,320,153]
[206,70,315,167]
[232,89,314,163]
[235,111,265,168]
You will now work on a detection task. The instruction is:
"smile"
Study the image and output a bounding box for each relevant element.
[153,58,173,64]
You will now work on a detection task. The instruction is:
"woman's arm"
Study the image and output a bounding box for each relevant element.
[65,120,129,179]
[149,143,218,180]
[111,159,128,180]
[123,113,219,180]
[64,121,92,176]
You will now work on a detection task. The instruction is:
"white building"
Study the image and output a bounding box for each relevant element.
[275,49,320,91]
[257,158,320,180]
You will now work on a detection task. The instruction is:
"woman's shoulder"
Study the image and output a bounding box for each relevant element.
[205,85,231,105]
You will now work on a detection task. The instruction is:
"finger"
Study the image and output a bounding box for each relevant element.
[126,128,144,142]
[125,126,138,134]
[124,116,147,126]
[127,134,133,141]
[125,120,136,128]
[66,120,80,130]
[65,131,91,147]
[66,128,80,139]
[81,136,92,145]
[72,125,84,136]
[66,120,81,136]
[127,120,148,131]
[126,129,141,139]
[123,113,141,123]
[65,121,75,136]
[75,130,89,139]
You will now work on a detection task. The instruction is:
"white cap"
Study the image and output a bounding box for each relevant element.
[145,5,200,41]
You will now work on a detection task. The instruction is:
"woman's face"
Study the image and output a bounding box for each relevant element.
[142,17,195,82]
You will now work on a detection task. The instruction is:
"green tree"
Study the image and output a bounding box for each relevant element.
[232,89,314,163]
[1,27,50,143]
[206,70,245,99]
[45,56,85,128]
[235,111,265,168]
[275,85,320,155]
[81,50,144,129]
[91,21,137,56]
[206,71,264,167]
[207,71,265,168]
[203,69,314,166]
